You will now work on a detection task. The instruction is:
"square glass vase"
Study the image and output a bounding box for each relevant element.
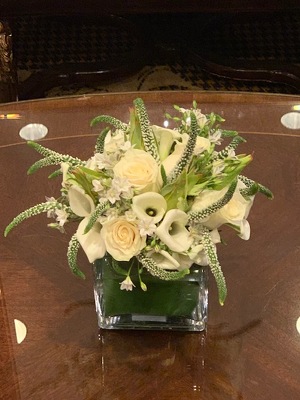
[93,254,208,332]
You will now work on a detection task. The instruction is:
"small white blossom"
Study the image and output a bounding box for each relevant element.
[96,152,118,170]
[105,187,121,204]
[138,218,157,237]
[45,196,56,218]
[125,210,137,222]
[212,160,226,176]
[120,276,135,291]
[55,209,69,226]
[120,140,133,152]
[103,208,119,221]
[210,129,223,144]
[112,177,132,195]
[92,179,104,193]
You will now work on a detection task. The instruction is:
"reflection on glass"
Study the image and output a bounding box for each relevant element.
[296,317,300,334]
[163,119,169,128]
[98,330,206,397]
[0,113,21,120]
[14,319,27,344]
[19,123,48,141]
[281,112,300,130]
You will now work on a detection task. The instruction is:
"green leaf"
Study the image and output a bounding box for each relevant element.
[129,107,144,150]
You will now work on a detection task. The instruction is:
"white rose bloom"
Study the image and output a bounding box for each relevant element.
[101,217,146,261]
[191,181,254,238]
[113,148,160,193]
[156,209,193,252]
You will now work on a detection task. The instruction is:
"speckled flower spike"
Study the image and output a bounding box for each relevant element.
[167,111,198,184]
[27,140,85,175]
[201,226,227,305]
[133,98,160,163]
[188,179,238,223]
[4,201,70,237]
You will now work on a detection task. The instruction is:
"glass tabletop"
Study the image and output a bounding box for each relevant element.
[1,91,300,400]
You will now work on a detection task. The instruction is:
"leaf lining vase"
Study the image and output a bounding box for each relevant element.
[93,254,208,331]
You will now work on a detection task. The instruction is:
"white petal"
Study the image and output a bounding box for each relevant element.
[68,185,95,217]
[149,250,180,270]
[76,217,106,263]
[156,209,193,252]
[238,220,251,240]
[132,192,167,224]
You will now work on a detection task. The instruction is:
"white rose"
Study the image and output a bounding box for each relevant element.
[113,148,160,193]
[162,134,210,176]
[101,217,146,261]
[191,181,254,239]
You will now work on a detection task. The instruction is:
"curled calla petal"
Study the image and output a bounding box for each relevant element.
[148,249,180,270]
[76,217,106,263]
[60,162,70,186]
[156,209,193,252]
[238,219,251,240]
[152,125,177,161]
[171,253,194,270]
[68,185,95,217]
[132,192,167,224]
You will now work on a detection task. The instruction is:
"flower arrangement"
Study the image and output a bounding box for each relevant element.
[4,98,273,305]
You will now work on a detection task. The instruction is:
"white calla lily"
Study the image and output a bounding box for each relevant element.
[76,217,106,263]
[60,162,70,186]
[151,125,178,161]
[132,192,167,224]
[148,249,180,270]
[156,209,193,252]
[68,185,95,217]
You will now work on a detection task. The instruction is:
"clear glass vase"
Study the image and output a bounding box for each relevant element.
[93,254,208,331]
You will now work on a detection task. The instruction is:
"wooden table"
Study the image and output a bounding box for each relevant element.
[1,91,300,399]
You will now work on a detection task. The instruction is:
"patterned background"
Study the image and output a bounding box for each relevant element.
[11,12,300,97]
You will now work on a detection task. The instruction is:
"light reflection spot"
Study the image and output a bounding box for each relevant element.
[19,123,48,141]
[281,112,300,130]
[14,319,27,344]
[296,317,300,334]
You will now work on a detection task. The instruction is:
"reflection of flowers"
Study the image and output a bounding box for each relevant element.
[4,98,273,305]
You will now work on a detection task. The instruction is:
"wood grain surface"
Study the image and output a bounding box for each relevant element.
[1,91,300,400]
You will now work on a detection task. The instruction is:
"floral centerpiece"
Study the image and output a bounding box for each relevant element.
[4,98,273,331]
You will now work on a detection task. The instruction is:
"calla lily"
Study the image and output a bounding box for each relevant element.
[148,249,180,270]
[152,125,177,161]
[76,217,106,263]
[61,162,70,186]
[132,192,167,224]
[171,253,194,270]
[68,185,95,217]
[238,219,251,240]
[156,209,193,252]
